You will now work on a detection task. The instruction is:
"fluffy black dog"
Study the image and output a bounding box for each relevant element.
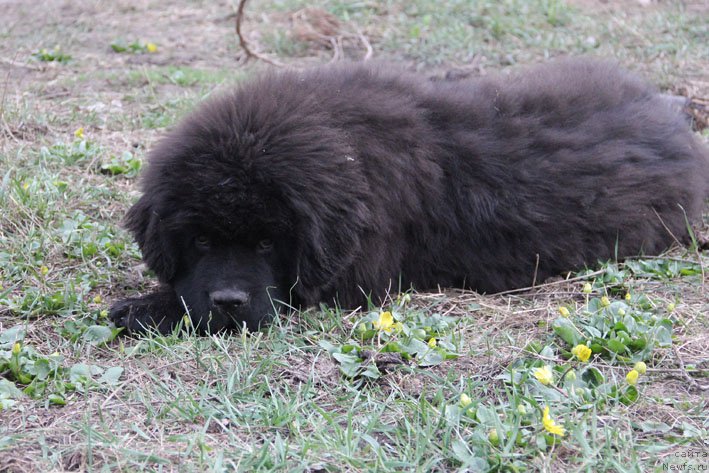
[110,59,709,334]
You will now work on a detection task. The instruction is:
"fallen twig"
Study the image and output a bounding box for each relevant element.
[492,269,607,296]
[234,0,285,67]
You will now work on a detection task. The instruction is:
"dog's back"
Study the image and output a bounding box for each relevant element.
[415,59,708,291]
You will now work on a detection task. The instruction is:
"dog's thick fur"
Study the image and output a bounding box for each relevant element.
[110,59,709,333]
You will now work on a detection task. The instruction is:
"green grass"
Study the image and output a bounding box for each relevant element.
[260,0,707,78]
[119,67,239,89]
[2,278,706,471]
[1,0,708,471]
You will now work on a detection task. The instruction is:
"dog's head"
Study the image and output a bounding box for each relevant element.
[123,73,376,331]
[124,192,294,332]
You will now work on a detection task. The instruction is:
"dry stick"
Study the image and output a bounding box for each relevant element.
[234,0,284,67]
[531,253,540,288]
[235,0,372,66]
[357,30,373,60]
[652,207,682,248]
[327,36,341,63]
[491,268,607,297]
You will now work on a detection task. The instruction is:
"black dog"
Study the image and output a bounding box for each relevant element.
[110,59,709,334]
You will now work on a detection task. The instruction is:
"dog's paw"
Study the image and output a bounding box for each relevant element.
[108,298,134,327]
[109,293,182,335]
[109,297,153,334]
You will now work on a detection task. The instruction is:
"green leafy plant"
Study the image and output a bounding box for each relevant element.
[31,46,71,63]
[58,210,127,260]
[8,285,82,317]
[552,291,673,363]
[100,151,142,177]
[0,325,123,408]
[110,39,157,54]
[39,137,100,166]
[320,296,460,380]
[430,281,681,468]
[625,258,702,279]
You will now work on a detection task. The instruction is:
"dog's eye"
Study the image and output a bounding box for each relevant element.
[257,239,274,252]
[195,235,211,250]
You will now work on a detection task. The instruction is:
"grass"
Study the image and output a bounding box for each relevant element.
[1,0,708,471]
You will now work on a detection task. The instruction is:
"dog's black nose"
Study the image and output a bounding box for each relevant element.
[210,289,249,308]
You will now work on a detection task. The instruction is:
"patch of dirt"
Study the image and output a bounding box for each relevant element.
[0,454,35,473]
[685,96,709,131]
[60,450,85,471]
[278,352,340,387]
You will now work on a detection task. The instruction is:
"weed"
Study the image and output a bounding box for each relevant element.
[100,151,142,177]
[31,46,71,63]
[110,39,158,54]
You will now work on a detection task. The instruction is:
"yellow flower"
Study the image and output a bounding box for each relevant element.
[633,361,647,375]
[74,127,84,139]
[667,302,676,313]
[372,311,394,332]
[12,342,21,356]
[146,42,158,53]
[600,296,611,307]
[571,344,592,362]
[488,429,500,446]
[460,393,472,408]
[618,308,626,316]
[533,365,554,386]
[625,292,632,301]
[626,369,639,385]
[542,406,565,437]
[517,404,527,415]
[40,265,49,275]
[427,337,437,348]
[182,314,191,327]
[582,283,592,294]
[93,295,102,304]
[558,306,570,317]
[22,182,30,190]
[99,310,108,318]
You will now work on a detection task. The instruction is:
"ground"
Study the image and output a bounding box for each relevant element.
[0,0,707,471]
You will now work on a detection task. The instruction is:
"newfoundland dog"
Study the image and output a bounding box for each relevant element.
[110,58,709,334]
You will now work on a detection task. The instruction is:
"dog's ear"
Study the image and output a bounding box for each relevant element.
[290,196,371,305]
[124,195,177,282]
[294,218,358,304]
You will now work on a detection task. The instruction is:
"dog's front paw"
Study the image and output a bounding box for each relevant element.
[109,292,183,335]
[108,298,135,328]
